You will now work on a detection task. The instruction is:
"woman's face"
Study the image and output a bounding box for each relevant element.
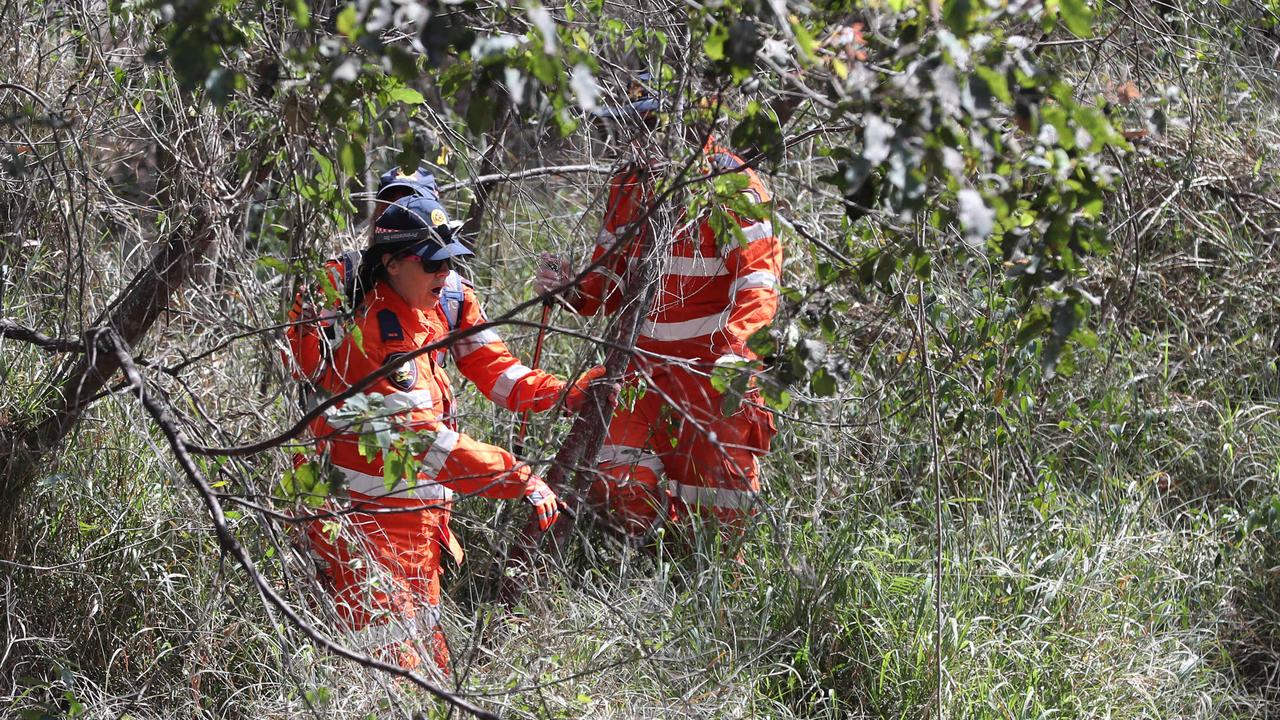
[384,252,451,311]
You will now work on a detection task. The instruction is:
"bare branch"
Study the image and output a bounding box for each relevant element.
[0,318,84,353]
[106,333,499,720]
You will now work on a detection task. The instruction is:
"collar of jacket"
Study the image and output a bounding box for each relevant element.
[362,280,445,341]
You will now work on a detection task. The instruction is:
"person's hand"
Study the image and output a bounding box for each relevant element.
[563,365,608,413]
[534,252,571,295]
[523,476,562,531]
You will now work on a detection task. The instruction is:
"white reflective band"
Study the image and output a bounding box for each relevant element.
[640,312,727,341]
[383,389,434,412]
[665,255,728,277]
[596,226,616,249]
[730,271,779,296]
[420,601,442,629]
[715,354,751,366]
[451,328,502,359]
[597,445,666,475]
[589,266,624,289]
[491,364,534,406]
[344,615,421,653]
[671,481,758,511]
[421,428,461,479]
[340,466,454,501]
[741,220,774,242]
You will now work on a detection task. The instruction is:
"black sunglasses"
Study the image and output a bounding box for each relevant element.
[420,256,452,273]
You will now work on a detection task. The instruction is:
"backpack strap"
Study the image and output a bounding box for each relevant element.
[438,271,466,332]
[339,249,362,308]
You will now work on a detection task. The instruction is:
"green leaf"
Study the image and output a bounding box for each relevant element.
[943,0,975,35]
[389,87,425,104]
[257,256,290,274]
[1060,0,1093,38]
[465,91,497,135]
[336,4,358,37]
[810,368,837,397]
[974,66,1011,105]
[731,105,785,164]
[703,21,728,61]
[338,141,365,179]
[290,0,310,29]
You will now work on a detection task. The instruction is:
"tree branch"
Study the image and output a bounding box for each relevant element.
[107,334,499,720]
[0,318,85,352]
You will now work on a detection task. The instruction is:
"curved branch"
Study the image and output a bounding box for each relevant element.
[108,335,498,720]
[0,318,85,352]
[437,163,614,194]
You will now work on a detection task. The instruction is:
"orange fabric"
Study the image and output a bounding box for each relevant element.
[283,263,569,413]
[306,499,448,671]
[444,278,570,412]
[592,367,776,533]
[311,281,533,501]
[284,258,348,382]
[570,143,780,364]
[570,142,782,535]
[304,279,543,672]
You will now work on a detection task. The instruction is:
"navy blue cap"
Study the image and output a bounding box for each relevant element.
[377,166,440,200]
[592,70,666,120]
[372,195,473,260]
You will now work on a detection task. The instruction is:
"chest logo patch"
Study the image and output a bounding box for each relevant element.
[386,352,418,391]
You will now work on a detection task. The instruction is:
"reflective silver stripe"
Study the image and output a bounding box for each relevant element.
[420,600,442,629]
[597,445,665,475]
[665,255,728,277]
[741,220,774,242]
[421,428,460,479]
[730,271,779,296]
[344,615,421,652]
[491,364,534,407]
[451,328,502,360]
[340,466,454,501]
[589,266,624,289]
[639,312,727,341]
[595,227,617,249]
[671,481,758,511]
[383,388,434,412]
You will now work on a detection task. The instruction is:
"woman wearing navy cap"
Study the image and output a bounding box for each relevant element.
[301,196,595,673]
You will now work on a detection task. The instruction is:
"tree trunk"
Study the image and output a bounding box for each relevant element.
[0,208,215,545]
[500,161,676,602]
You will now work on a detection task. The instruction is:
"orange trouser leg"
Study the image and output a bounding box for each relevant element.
[661,376,777,534]
[306,498,450,672]
[589,387,674,537]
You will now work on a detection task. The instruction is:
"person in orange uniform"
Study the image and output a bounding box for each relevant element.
[284,167,598,415]
[537,83,780,539]
[304,195,582,674]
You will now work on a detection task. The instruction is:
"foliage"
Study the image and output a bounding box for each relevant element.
[3,0,1280,717]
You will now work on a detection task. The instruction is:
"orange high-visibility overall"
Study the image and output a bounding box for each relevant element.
[304,281,543,672]
[286,267,571,413]
[568,143,781,535]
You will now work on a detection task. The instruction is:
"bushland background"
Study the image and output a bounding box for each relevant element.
[3,0,1280,717]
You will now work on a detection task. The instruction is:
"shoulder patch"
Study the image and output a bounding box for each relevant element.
[386,352,418,391]
[377,308,405,342]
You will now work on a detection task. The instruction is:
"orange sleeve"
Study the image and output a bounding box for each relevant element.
[283,259,347,381]
[570,171,646,317]
[422,431,533,499]
[449,285,568,413]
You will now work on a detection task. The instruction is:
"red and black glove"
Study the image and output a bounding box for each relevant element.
[524,476,563,532]
[563,365,608,413]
